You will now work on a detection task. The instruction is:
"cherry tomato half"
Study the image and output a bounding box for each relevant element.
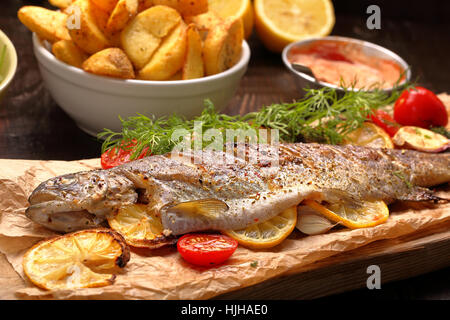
[394,87,448,129]
[369,109,400,137]
[101,140,150,169]
[177,234,238,267]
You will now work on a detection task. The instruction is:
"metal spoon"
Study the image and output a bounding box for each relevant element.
[291,63,317,81]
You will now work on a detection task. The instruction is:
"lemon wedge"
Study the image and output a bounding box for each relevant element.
[303,199,389,229]
[254,0,335,52]
[223,206,297,249]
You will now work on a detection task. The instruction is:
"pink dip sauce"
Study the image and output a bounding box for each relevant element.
[288,40,404,89]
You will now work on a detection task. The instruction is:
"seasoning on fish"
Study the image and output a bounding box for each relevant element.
[26,143,450,235]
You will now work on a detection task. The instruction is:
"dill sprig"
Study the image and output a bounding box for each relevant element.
[246,86,404,144]
[98,100,258,158]
[98,85,411,159]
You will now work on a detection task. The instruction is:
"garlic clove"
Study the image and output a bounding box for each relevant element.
[296,205,337,235]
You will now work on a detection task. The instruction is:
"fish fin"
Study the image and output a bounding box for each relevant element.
[397,186,445,202]
[163,199,229,219]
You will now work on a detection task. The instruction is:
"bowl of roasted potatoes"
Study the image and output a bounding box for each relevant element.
[19,0,250,136]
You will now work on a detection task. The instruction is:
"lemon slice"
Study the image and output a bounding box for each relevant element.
[303,199,389,229]
[344,122,394,148]
[254,0,335,52]
[223,206,297,249]
[207,0,254,39]
[108,204,175,249]
[23,229,130,290]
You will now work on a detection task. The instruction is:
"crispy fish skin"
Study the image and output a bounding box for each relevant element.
[26,143,450,234]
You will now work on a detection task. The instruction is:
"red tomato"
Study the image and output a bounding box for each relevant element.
[369,109,400,137]
[177,234,238,267]
[101,140,150,169]
[394,87,448,129]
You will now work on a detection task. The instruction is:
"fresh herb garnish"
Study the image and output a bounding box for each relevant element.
[98,100,257,159]
[0,44,6,83]
[99,85,411,159]
[250,261,258,268]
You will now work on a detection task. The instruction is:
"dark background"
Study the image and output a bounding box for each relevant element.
[0,0,449,299]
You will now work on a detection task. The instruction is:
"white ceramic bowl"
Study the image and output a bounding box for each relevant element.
[0,30,17,103]
[32,33,250,136]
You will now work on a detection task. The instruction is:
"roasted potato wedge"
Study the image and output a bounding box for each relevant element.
[106,0,139,34]
[18,6,71,43]
[91,0,118,12]
[23,229,130,290]
[49,0,74,9]
[89,3,122,47]
[121,5,182,69]
[152,0,208,16]
[52,39,88,68]
[68,0,111,54]
[184,10,223,40]
[203,17,243,76]
[82,47,135,79]
[90,1,110,30]
[182,24,204,80]
[138,21,187,80]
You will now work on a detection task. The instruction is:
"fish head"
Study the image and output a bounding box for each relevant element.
[26,170,137,233]
[28,171,106,205]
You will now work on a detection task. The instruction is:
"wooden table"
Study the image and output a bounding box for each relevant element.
[1,0,449,299]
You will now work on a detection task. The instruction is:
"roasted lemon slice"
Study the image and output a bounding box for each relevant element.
[23,229,130,290]
[208,0,254,39]
[254,0,335,52]
[344,122,394,149]
[303,199,389,229]
[108,204,175,249]
[223,206,297,249]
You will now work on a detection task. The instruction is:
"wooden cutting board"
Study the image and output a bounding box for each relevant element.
[217,220,450,299]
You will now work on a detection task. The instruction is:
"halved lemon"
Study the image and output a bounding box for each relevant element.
[254,0,335,52]
[223,206,297,249]
[208,0,254,39]
[108,204,176,249]
[344,122,394,148]
[23,229,130,290]
[303,199,389,229]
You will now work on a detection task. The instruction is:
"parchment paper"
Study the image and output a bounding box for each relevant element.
[0,94,448,300]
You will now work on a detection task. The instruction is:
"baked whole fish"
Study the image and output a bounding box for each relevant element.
[26,143,450,235]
